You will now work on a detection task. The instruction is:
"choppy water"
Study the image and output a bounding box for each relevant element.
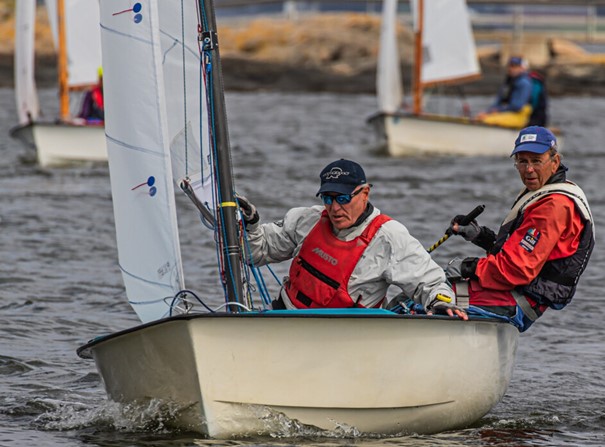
[1,88,604,446]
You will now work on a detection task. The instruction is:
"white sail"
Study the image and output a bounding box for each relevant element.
[376,0,402,114]
[412,0,480,86]
[99,0,208,323]
[45,0,102,87]
[14,0,39,125]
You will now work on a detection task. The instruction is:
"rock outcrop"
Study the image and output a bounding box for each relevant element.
[1,10,604,95]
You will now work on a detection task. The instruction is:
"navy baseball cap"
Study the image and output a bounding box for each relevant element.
[511,126,557,156]
[508,56,523,66]
[316,159,368,196]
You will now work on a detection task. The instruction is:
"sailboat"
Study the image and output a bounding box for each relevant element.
[11,0,107,167]
[368,0,547,157]
[77,0,519,438]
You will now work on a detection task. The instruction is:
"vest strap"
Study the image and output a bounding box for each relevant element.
[455,281,470,309]
[511,289,539,321]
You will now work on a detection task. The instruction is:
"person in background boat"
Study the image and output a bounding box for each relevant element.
[446,126,594,332]
[527,70,548,127]
[77,66,104,123]
[475,56,533,128]
[238,159,467,319]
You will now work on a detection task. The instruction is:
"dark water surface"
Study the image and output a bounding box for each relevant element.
[1,88,604,446]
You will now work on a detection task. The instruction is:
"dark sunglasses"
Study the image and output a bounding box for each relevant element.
[320,188,363,206]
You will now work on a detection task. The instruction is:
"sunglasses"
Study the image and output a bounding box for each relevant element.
[320,188,363,206]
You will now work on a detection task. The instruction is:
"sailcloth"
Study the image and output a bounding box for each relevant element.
[45,0,103,87]
[14,0,39,125]
[99,0,209,323]
[411,0,480,86]
[377,0,403,114]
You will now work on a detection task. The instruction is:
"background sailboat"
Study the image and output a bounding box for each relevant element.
[369,0,552,157]
[11,0,107,167]
[77,0,519,438]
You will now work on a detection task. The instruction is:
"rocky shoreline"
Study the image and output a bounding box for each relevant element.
[1,12,604,96]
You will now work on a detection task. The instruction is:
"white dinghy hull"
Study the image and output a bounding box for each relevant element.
[11,122,107,167]
[32,123,106,167]
[370,113,524,157]
[79,311,518,438]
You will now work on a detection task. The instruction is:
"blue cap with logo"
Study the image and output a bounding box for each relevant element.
[511,126,557,156]
[508,56,524,66]
[317,159,368,196]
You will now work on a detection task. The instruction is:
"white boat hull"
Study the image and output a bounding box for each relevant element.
[79,311,519,438]
[370,113,562,157]
[12,122,107,167]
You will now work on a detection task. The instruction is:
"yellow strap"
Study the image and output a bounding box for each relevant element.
[435,293,452,303]
[220,201,237,207]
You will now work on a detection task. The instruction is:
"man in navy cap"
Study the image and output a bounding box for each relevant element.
[447,126,594,332]
[238,159,465,318]
[476,56,533,128]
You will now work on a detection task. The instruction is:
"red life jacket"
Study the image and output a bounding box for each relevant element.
[91,86,104,111]
[285,211,392,308]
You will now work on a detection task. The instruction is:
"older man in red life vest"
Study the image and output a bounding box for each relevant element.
[238,159,466,319]
[447,126,595,332]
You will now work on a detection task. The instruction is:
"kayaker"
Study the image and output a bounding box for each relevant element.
[476,56,533,128]
[238,159,466,319]
[447,126,595,332]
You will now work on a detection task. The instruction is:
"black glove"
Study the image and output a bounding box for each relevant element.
[449,215,497,252]
[445,257,479,282]
[449,215,481,242]
[236,195,259,226]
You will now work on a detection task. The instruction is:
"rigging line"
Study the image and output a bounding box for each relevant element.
[250,267,271,307]
[197,1,243,307]
[198,0,209,33]
[202,51,229,302]
[214,302,251,312]
[265,264,283,287]
[240,220,272,306]
[204,50,239,306]
[195,19,225,302]
[169,289,215,315]
[180,0,189,175]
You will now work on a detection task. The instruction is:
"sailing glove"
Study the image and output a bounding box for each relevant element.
[449,216,497,252]
[445,257,479,282]
[236,195,259,226]
[449,215,482,242]
[427,291,467,318]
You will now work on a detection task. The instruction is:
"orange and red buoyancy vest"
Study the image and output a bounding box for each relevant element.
[285,211,392,308]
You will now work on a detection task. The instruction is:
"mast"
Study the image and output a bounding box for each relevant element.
[57,0,69,121]
[198,0,245,311]
[412,0,424,115]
